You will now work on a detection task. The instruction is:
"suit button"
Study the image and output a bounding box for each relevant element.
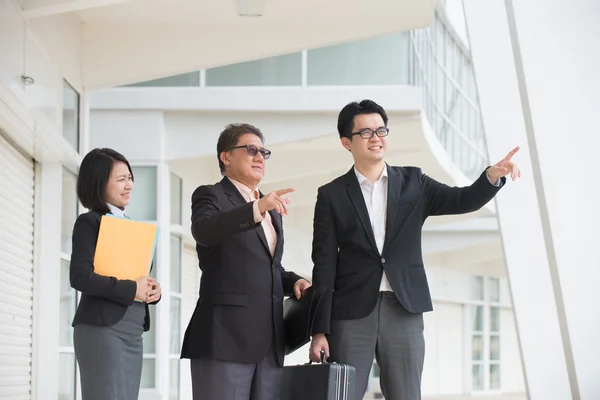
[381,258,386,264]
[272,295,276,300]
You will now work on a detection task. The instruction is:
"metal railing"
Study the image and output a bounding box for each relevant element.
[409,8,489,180]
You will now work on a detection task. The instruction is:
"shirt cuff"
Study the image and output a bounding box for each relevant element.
[486,171,501,187]
[252,200,265,223]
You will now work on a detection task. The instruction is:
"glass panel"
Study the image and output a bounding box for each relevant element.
[471,334,483,361]
[62,80,80,150]
[170,359,180,400]
[490,306,500,332]
[471,276,484,301]
[170,297,181,354]
[58,353,76,400]
[472,364,484,391]
[307,33,411,85]
[127,166,157,221]
[489,277,500,302]
[170,235,182,293]
[59,260,76,346]
[206,53,302,86]
[143,305,156,353]
[140,358,156,389]
[490,335,500,361]
[490,364,501,390]
[127,72,200,87]
[61,167,78,254]
[472,305,483,331]
[170,173,182,225]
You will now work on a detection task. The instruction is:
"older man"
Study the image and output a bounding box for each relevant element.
[181,123,311,400]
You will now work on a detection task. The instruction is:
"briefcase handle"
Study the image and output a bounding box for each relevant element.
[307,351,329,365]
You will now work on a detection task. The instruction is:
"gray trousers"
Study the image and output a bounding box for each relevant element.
[190,341,282,400]
[329,292,425,400]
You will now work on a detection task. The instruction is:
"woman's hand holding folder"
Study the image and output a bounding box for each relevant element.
[135,277,154,302]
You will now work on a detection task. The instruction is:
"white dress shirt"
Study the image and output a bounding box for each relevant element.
[107,203,127,218]
[354,165,393,292]
[229,178,277,257]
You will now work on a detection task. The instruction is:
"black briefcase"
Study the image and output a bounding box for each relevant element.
[280,357,356,400]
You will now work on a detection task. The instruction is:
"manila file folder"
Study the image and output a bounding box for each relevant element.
[93,214,159,280]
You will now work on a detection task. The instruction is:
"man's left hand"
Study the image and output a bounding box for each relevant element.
[488,146,521,182]
[294,279,312,300]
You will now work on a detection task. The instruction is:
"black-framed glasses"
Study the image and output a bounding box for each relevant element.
[226,144,272,160]
[349,127,389,139]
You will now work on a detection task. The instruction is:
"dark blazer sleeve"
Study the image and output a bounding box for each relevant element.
[69,213,137,306]
[310,187,338,336]
[191,185,258,247]
[422,167,506,219]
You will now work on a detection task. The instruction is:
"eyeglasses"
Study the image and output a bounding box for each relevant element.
[349,127,389,139]
[226,144,272,160]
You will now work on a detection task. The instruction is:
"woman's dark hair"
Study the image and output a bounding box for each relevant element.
[337,99,389,138]
[77,148,133,214]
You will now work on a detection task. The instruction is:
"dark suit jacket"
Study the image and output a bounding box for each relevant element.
[311,166,504,335]
[180,177,303,366]
[70,211,159,332]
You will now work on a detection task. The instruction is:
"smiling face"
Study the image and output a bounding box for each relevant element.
[104,161,133,209]
[341,113,388,165]
[220,133,266,189]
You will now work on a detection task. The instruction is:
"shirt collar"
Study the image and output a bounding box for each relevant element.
[228,177,259,201]
[107,203,127,218]
[354,164,388,185]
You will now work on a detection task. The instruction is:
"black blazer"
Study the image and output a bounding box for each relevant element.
[70,211,159,332]
[311,166,504,335]
[180,177,303,366]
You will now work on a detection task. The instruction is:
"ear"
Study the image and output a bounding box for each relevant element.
[341,137,352,152]
[219,151,230,167]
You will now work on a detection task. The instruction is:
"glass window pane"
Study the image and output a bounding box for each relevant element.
[62,80,80,150]
[170,297,181,354]
[59,260,76,346]
[471,334,483,361]
[170,359,180,400]
[170,173,182,225]
[471,276,484,301]
[126,72,200,87]
[143,305,156,353]
[490,306,500,332]
[127,167,157,221]
[490,364,501,390]
[58,353,76,400]
[140,358,155,389]
[61,168,78,254]
[170,235,182,293]
[472,364,484,391]
[206,53,302,86]
[472,305,483,331]
[490,335,500,361]
[489,277,500,302]
[307,33,411,85]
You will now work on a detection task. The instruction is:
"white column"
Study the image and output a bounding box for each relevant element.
[463,0,600,399]
[32,163,63,399]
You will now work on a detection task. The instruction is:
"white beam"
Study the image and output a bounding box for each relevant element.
[21,0,131,19]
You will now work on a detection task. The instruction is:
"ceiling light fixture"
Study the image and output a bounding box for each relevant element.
[236,0,265,17]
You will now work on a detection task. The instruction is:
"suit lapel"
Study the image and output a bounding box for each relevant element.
[223,177,271,257]
[345,168,379,255]
[268,209,283,257]
[382,166,416,254]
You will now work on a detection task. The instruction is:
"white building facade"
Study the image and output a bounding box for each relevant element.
[0,0,597,399]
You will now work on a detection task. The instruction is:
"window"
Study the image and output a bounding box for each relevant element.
[206,52,302,86]
[469,276,502,392]
[169,234,183,399]
[170,173,182,225]
[62,80,80,151]
[58,168,78,400]
[128,166,158,221]
[126,72,201,87]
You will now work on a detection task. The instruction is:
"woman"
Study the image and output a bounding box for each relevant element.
[70,148,162,400]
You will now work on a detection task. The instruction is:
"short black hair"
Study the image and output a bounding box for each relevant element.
[216,123,265,175]
[77,148,133,214]
[337,99,389,139]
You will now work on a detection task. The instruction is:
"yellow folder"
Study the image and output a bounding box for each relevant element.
[93,214,159,281]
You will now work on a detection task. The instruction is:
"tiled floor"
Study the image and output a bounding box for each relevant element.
[364,393,527,400]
